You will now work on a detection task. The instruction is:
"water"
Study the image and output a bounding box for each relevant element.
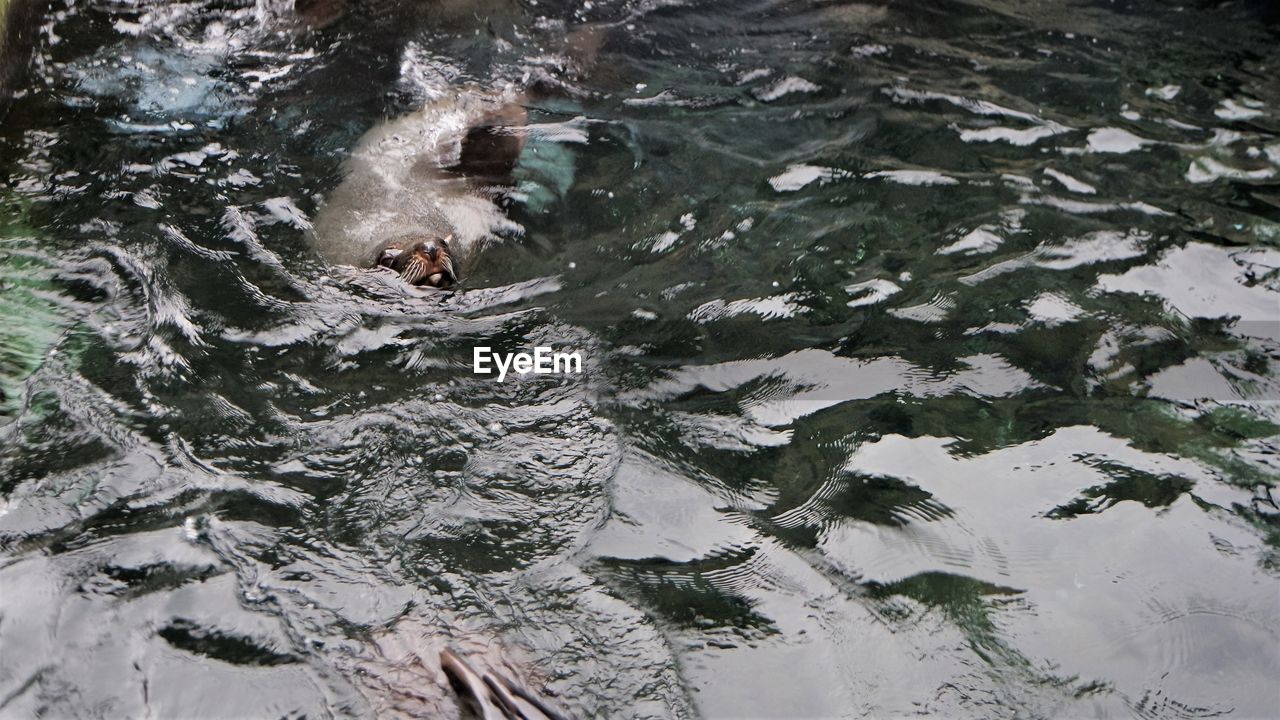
[2,0,1279,717]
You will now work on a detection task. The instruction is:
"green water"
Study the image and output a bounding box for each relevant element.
[0,0,1277,718]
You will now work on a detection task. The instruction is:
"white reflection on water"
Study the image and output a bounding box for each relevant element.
[628,349,1044,427]
[1097,242,1280,340]
[823,427,1279,717]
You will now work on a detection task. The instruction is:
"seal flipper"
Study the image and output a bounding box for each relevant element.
[440,648,508,720]
[489,670,569,720]
[446,22,609,195]
[439,647,568,720]
[451,103,529,189]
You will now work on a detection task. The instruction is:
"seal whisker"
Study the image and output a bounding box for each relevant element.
[441,254,458,284]
[400,256,428,284]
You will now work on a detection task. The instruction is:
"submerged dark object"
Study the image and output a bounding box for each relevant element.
[0,0,48,115]
[439,647,569,720]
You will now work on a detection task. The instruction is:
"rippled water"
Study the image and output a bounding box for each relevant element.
[2,0,1279,717]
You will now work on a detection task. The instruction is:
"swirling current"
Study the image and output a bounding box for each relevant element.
[1,0,1278,718]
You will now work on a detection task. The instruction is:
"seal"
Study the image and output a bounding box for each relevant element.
[310,25,604,291]
[310,86,529,291]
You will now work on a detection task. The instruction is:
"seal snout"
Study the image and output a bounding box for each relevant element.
[373,233,458,289]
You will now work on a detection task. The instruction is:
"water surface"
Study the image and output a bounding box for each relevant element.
[1,0,1279,717]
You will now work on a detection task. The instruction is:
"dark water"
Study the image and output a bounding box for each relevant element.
[2,0,1279,717]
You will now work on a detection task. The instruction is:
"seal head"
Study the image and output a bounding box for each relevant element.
[374,234,459,289]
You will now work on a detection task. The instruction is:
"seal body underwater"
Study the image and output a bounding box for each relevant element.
[306,25,609,711]
[311,85,530,289]
[309,18,605,289]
